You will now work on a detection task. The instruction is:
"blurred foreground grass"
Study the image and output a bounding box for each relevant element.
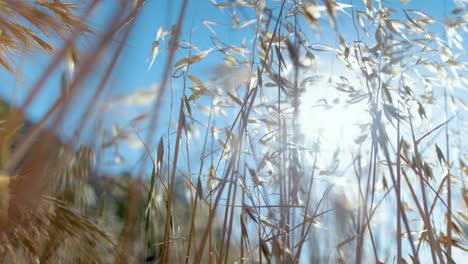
[0,1,467,263]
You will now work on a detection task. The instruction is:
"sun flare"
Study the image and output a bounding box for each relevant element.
[299,79,370,153]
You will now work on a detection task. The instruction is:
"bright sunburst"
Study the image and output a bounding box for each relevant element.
[299,77,370,154]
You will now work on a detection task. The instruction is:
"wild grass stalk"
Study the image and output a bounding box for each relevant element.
[0,0,466,263]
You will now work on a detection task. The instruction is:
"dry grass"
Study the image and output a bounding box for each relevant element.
[0,0,466,263]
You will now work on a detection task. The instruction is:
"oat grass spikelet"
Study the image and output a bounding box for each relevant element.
[0,0,89,72]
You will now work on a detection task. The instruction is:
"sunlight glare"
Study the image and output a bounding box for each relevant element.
[299,79,369,154]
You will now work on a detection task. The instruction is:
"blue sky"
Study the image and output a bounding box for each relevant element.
[0,0,466,262]
[0,0,464,175]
